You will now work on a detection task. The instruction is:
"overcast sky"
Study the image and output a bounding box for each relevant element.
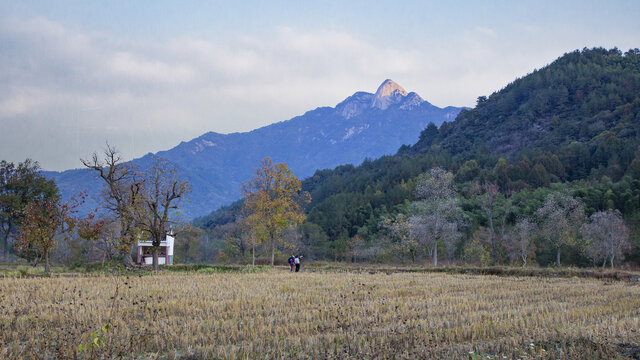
[1,1,639,171]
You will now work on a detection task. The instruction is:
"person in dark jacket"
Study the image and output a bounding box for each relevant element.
[288,255,295,272]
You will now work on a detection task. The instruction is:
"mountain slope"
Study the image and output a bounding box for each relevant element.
[46,80,463,218]
[410,47,640,182]
[300,47,640,258]
[196,48,640,265]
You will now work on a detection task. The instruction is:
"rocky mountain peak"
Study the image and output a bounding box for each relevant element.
[335,80,426,118]
[371,79,414,110]
[374,79,408,98]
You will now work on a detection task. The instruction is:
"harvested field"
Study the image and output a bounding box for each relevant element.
[1,271,639,359]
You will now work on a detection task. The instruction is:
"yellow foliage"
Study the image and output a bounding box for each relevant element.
[242,158,310,263]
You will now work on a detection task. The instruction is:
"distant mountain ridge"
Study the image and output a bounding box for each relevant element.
[46,80,464,218]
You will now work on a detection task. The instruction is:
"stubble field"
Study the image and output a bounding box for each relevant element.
[1,270,639,359]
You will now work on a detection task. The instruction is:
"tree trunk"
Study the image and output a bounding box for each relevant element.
[433,242,438,267]
[122,248,135,269]
[498,200,510,265]
[2,230,8,261]
[522,256,527,268]
[556,247,561,267]
[152,247,159,271]
[44,249,50,274]
[433,214,440,267]
[610,254,614,269]
[488,216,496,265]
[270,240,275,266]
[252,244,255,266]
[498,224,506,263]
[602,258,606,269]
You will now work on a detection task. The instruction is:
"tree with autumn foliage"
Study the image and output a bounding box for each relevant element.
[0,159,58,261]
[242,158,310,266]
[13,193,103,273]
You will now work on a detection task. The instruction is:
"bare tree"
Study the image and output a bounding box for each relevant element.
[410,167,464,266]
[173,223,206,264]
[536,192,585,267]
[82,145,144,268]
[581,209,631,269]
[347,235,366,263]
[476,182,513,265]
[464,227,492,266]
[478,182,500,265]
[135,157,190,271]
[87,217,121,264]
[281,227,307,258]
[381,213,416,262]
[439,220,463,260]
[507,217,536,267]
[497,197,513,262]
[409,215,431,258]
[220,220,249,259]
[247,231,259,266]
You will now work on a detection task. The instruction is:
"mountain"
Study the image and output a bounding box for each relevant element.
[46,79,464,218]
[196,48,640,266]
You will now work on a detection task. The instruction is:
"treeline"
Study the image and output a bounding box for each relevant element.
[196,48,640,267]
[0,147,191,272]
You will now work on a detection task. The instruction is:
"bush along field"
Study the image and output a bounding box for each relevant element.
[1,270,639,359]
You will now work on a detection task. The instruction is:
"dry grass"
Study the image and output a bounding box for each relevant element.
[1,270,639,359]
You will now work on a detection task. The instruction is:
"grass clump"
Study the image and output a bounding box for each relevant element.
[194,265,270,274]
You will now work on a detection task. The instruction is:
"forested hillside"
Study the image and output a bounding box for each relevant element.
[196,48,640,267]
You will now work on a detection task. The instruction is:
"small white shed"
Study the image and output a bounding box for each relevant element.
[137,233,175,265]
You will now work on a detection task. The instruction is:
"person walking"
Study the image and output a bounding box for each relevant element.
[294,255,301,272]
[288,255,295,272]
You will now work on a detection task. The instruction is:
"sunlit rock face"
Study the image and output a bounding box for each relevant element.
[337,79,426,118]
[372,79,409,110]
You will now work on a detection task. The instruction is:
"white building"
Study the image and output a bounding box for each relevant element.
[137,233,175,265]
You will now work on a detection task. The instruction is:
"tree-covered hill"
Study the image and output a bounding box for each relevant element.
[196,48,640,266]
[413,47,640,181]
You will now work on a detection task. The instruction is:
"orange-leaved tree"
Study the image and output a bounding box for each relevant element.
[242,158,309,266]
[14,193,103,273]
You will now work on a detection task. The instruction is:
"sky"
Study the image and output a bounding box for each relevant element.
[1,1,639,171]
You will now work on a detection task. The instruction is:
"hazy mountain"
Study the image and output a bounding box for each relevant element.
[46,79,463,218]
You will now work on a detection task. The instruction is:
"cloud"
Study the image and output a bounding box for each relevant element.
[108,52,195,83]
[0,16,587,170]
